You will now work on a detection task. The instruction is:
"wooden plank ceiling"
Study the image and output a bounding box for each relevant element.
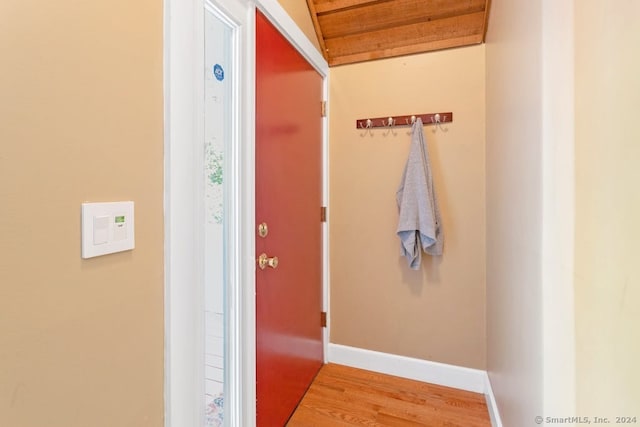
[306,0,491,66]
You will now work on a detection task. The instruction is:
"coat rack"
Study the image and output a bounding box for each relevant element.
[356,112,453,129]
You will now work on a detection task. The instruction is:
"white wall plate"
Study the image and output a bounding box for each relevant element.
[81,201,135,259]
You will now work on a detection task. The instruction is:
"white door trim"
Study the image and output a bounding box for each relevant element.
[164,0,328,426]
[164,0,202,424]
[255,0,328,74]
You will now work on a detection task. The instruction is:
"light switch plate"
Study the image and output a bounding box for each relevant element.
[82,201,135,259]
[93,215,109,245]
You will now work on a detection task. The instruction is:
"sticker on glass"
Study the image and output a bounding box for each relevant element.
[213,64,225,82]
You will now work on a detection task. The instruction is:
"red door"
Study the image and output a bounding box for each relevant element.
[255,11,324,427]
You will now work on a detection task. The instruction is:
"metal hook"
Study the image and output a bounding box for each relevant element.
[359,119,373,129]
[382,117,397,136]
[405,115,418,134]
[359,119,374,137]
[383,117,395,127]
[405,115,417,125]
[431,113,448,134]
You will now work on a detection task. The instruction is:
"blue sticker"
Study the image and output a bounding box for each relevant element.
[213,64,224,81]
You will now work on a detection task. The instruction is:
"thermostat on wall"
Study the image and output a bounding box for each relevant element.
[82,201,135,259]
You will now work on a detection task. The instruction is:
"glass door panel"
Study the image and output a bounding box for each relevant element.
[204,6,232,426]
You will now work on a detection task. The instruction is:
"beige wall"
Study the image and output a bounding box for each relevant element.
[329,47,486,369]
[277,0,322,53]
[0,1,164,426]
[485,0,544,424]
[575,1,640,415]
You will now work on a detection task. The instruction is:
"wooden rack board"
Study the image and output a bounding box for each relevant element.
[356,112,453,129]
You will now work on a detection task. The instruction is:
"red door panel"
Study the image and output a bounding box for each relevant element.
[255,11,324,427]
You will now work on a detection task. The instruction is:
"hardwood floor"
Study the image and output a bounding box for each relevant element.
[287,363,491,427]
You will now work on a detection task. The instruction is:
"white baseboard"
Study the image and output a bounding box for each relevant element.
[327,343,503,427]
[328,343,486,393]
[484,372,503,427]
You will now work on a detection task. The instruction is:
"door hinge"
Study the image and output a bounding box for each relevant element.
[321,101,327,117]
[321,311,327,328]
[320,206,327,222]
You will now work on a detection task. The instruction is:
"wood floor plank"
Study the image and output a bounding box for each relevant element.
[287,363,491,427]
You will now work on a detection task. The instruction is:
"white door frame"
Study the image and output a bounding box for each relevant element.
[164,0,328,425]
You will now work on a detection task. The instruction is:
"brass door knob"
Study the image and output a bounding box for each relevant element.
[258,253,279,270]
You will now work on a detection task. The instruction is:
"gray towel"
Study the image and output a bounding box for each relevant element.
[396,118,443,270]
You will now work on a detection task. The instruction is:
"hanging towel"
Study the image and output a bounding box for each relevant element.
[396,118,443,270]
